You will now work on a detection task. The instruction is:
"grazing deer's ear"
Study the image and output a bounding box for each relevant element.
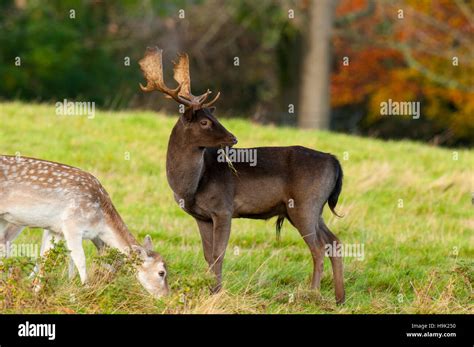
[131,245,148,260]
[143,235,153,251]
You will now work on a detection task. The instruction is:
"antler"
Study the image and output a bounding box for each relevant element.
[139,47,191,106]
[172,53,220,107]
[139,47,220,109]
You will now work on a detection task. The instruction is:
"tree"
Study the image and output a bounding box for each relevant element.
[298,0,336,129]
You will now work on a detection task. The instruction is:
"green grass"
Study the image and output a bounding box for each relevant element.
[0,101,472,314]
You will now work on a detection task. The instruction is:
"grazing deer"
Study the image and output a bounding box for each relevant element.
[139,47,345,304]
[0,155,169,298]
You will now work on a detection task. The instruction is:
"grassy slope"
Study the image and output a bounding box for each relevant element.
[0,102,472,314]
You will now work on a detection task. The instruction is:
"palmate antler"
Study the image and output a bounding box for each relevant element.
[139,47,220,109]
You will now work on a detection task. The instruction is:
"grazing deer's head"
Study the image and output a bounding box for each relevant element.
[132,235,169,298]
[139,47,237,148]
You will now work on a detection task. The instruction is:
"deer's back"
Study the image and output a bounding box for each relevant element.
[0,155,109,229]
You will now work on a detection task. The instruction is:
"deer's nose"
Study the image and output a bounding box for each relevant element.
[230,136,238,145]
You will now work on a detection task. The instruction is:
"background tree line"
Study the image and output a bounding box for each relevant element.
[0,0,472,146]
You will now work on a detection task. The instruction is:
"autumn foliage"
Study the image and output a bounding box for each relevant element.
[332,0,473,145]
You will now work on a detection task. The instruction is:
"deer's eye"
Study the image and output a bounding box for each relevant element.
[158,271,166,278]
[200,119,210,127]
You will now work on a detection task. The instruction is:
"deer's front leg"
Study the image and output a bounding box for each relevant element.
[36,230,77,280]
[210,214,232,293]
[62,227,87,284]
[195,219,214,267]
[0,219,6,256]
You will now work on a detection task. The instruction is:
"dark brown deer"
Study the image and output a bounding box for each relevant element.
[139,47,345,304]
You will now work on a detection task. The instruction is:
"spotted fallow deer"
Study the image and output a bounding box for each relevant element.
[139,47,345,304]
[0,155,169,298]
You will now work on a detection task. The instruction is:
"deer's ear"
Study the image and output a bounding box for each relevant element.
[208,106,216,114]
[143,235,153,251]
[131,245,148,260]
[182,108,195,122]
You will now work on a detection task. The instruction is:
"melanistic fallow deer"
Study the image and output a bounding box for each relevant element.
[139,47,345,303]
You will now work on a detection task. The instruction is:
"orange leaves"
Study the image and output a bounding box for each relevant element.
[332,0,474,143]
[331,47,404,107]
[336,0,368,16]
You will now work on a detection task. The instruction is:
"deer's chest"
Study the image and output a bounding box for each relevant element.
[173,194,212,221]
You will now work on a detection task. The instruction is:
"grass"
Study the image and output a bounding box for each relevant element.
[0,101,472,314]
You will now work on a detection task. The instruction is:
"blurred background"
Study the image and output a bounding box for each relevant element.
[0,0,472,146]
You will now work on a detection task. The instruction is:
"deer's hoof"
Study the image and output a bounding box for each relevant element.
[210,284,222,294]
[336,291,346,305]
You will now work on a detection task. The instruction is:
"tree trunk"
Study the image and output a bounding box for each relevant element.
[298,0,335,129]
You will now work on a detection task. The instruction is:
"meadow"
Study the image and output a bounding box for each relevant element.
[0,102,472,314]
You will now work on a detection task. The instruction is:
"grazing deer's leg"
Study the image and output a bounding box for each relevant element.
[287,206,324,291]
[195,219,214,267]
[31,230,59,290]
[40,229,56,257]
[4,224,24,246]
[319,219,345,304]
[0,221,24,257]
[31,230,53,280]
[42,230,67,275]
[62,227,87,284]
[0,219,10,257]
[91,237,121,274]
[91,237,106,255]
[210,214,232,293]
[32,230,76,280]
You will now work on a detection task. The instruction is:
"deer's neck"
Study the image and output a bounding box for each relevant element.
[166,123,205,203]
[101,198,139,251]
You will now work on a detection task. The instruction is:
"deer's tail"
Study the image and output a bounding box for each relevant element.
[328,156,343,218]
[275,215,285,242]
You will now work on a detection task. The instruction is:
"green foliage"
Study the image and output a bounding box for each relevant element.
[0,0,299,112]
[1,1,134,107]
[92,246,139,278]
[36,239,70,294]
[0,256,36,310]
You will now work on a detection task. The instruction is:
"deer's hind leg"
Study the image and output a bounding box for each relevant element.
[91,237,106,254]
[318,218,345,304]
[286,205,325,292]
[0,219,24,257]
